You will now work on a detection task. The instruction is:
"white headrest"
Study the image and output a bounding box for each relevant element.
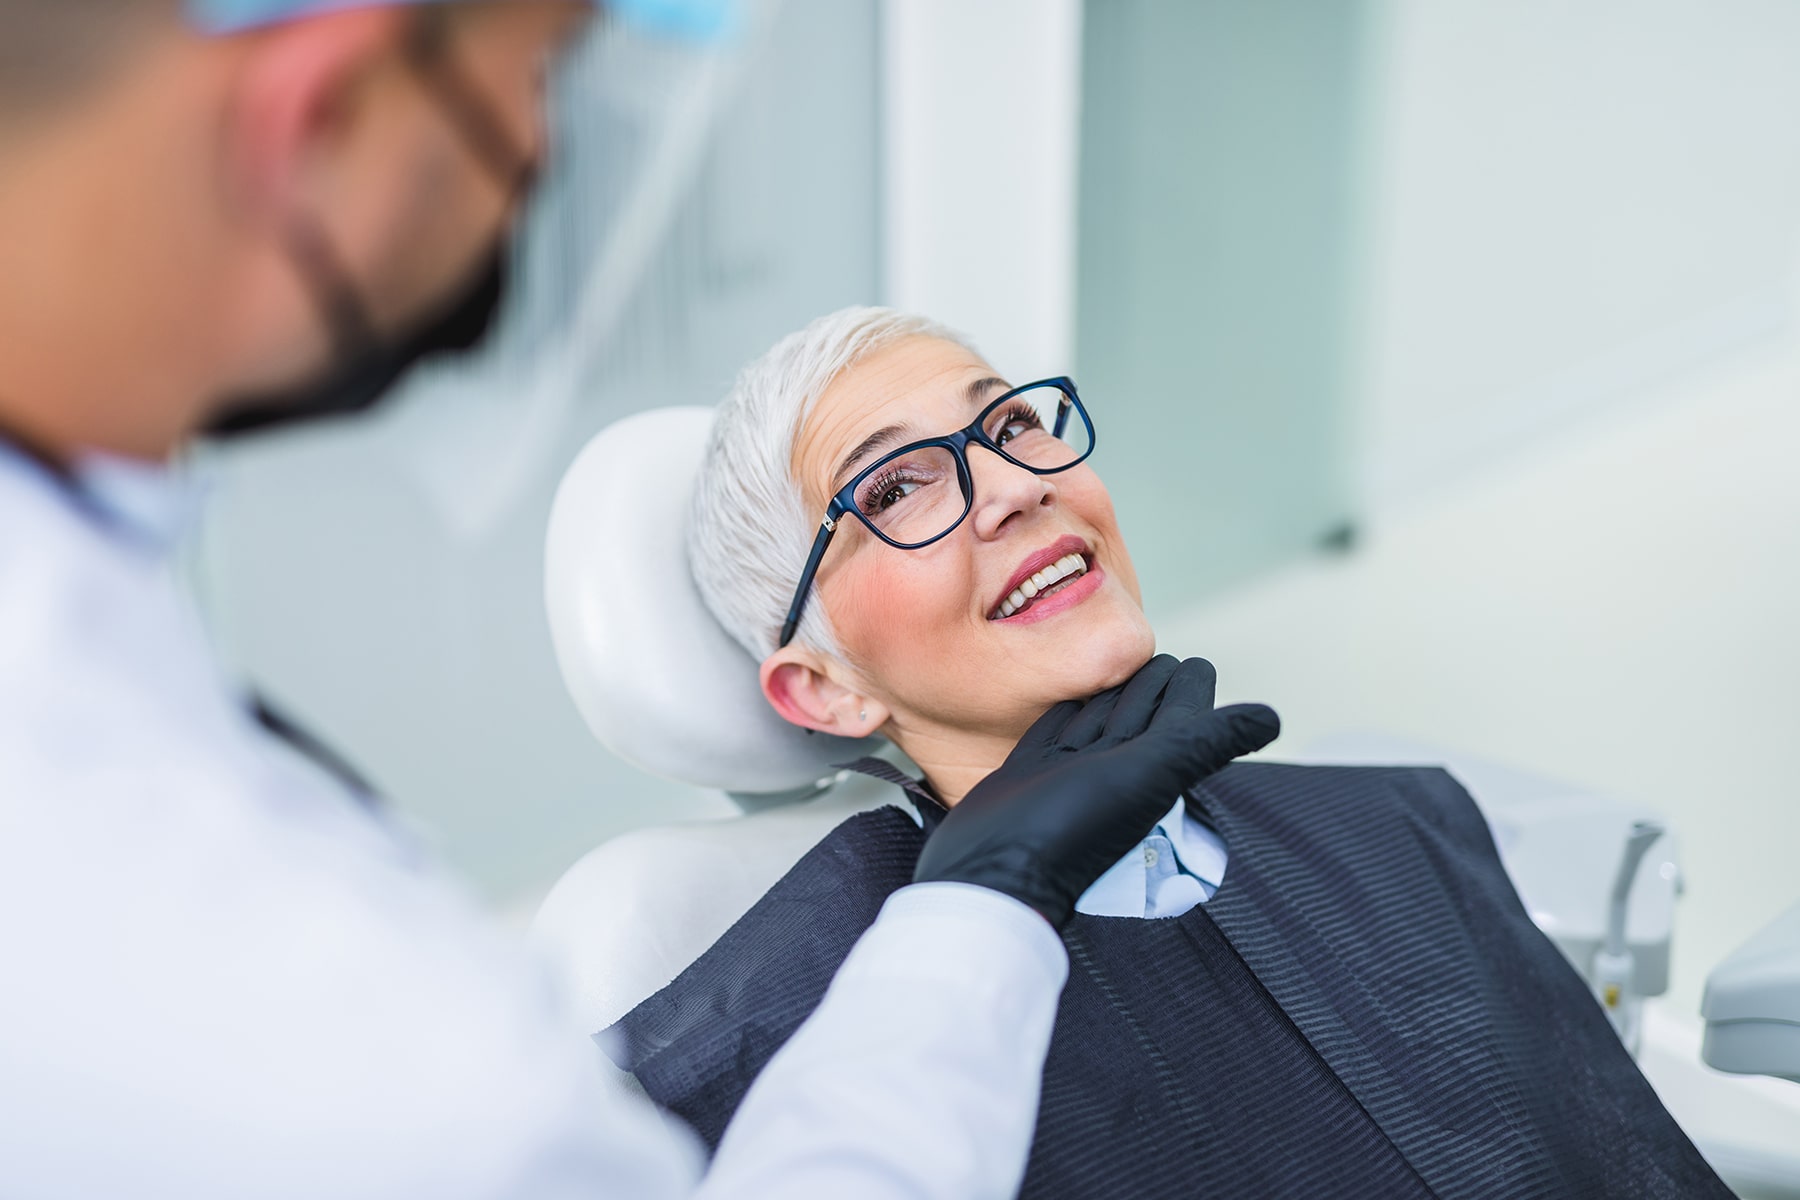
[545,406,872,797]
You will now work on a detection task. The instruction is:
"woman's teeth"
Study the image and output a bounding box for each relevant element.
[996,553,1088,619]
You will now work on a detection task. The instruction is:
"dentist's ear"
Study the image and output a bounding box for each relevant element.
[761,648,889,735]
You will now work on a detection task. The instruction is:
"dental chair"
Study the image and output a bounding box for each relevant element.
[534,406,1800,1193]
[533,407,891,1033]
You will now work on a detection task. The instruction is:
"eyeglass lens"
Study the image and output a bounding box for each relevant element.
[849,383,1092,545]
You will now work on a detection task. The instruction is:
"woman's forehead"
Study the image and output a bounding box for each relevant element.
[792,336,1000,504]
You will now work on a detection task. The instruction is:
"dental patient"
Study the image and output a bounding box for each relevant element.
[610,308,1725,1198]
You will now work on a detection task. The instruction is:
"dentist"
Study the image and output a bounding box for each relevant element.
[0,2,1278,1196]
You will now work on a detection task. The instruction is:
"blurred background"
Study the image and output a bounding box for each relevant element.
[189,0,1800,1031]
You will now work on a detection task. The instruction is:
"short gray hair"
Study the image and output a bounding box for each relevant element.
[690,306,979,662]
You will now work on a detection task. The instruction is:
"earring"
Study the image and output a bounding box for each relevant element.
[859,710,868,722]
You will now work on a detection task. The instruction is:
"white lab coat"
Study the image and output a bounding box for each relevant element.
[0,447,1068,1200]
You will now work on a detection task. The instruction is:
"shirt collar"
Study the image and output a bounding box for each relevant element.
[69,452,209,555]
[1161,792,1228,889]
[1075,797,1193,918]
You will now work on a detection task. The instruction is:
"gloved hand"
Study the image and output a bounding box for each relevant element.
[913,656,1278,928]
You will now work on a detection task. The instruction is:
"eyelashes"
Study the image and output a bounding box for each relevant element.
[859,466,925,513]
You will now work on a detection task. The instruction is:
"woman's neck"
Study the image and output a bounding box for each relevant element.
[888,724,1024,808]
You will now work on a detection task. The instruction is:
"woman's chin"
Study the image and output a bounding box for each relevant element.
[1063,625,1158,699]
[1092,652,1157,696]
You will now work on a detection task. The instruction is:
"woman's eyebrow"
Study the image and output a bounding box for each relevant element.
[831,377,1011,492]
[833,423,912,493]
[965,376,1009,408]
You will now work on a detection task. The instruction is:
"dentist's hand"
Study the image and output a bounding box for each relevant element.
[913,656,1278,928]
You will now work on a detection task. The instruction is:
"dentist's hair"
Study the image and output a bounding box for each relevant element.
[690,306,979,662]
[0,2,171,111]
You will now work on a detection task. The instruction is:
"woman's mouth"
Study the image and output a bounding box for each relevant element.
[990,552,1091,620]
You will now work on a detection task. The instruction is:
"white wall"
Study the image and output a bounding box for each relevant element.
[881,0,1083,381]
[1164,0,1800,1018]
[882,0,1800,543]
[1355,0,1800,511]
[1165,328,1800,1021]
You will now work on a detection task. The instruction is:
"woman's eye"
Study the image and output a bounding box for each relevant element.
[992,405,1045,447]
[876,481,917,510]
[860,472,924,513]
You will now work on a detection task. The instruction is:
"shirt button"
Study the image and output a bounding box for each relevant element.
[1143,845,1160,868]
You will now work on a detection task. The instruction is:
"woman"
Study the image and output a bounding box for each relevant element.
[613,308,1724,1198]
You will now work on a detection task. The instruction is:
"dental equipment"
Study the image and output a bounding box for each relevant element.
[1703,900,1800,1086]
[1594,820,1666,1053]
[1298,734,1679,1052]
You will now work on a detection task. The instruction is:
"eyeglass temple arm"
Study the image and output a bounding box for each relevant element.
[1050,378,1077,440]
[778,503,844,649]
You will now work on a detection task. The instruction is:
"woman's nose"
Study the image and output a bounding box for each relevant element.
[966,446,1055,540]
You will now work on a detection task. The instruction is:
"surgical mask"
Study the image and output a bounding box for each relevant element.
[208,10,537,438]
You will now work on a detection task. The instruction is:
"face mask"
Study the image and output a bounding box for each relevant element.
[208,10,538,438]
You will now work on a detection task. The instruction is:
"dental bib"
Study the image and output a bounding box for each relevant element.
[611,761,1728,1199]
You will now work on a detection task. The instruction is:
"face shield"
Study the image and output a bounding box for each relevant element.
[191,0,748,544]
[379,2,761,541]
[187,0,737,39]
[189,0,884,894]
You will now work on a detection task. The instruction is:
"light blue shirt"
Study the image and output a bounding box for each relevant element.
[1074,798,1228,919]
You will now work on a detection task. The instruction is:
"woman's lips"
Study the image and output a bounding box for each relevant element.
[991,562,1105,627]
[991,535,1092,616]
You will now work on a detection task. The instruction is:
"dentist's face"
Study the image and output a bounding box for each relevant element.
[793,336,1157,744]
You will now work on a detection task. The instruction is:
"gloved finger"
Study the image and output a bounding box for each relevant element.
[1055,680,1128,750]
[1072,703,1279,861]
[1145,657,1219,732]
[1097,654,1181,745]
[1066,656,1177,748]
[1143,703,1280,793]
[1016,697,1086,752]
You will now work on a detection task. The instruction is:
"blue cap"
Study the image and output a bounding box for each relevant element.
[187,0,738,41]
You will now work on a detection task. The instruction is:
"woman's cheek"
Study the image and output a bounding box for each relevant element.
[1072,482,1144,607]
[831,558,937,659]
[1111,542,1145,607]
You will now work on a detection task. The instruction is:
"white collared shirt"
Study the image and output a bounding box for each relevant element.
[0,445,1067,1200]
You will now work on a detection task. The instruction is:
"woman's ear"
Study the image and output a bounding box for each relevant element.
[760,647,890,736]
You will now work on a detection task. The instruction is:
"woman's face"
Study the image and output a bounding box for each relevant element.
[787,335,1156,745]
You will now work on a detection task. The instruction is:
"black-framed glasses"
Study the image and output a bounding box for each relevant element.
[777,377,1095,648]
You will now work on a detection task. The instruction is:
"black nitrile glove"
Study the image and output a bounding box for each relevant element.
[912,656,1279,928]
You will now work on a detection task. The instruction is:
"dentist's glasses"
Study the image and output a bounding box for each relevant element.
[778,377,1096,647]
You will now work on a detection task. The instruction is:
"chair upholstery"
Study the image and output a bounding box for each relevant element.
[538,406,884,1030]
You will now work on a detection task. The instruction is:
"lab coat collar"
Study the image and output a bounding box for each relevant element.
[0,434,209,558]
[72,452,209,553]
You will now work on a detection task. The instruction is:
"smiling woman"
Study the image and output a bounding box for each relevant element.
[612,305,1730,1199]
[691,308,1155,804]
